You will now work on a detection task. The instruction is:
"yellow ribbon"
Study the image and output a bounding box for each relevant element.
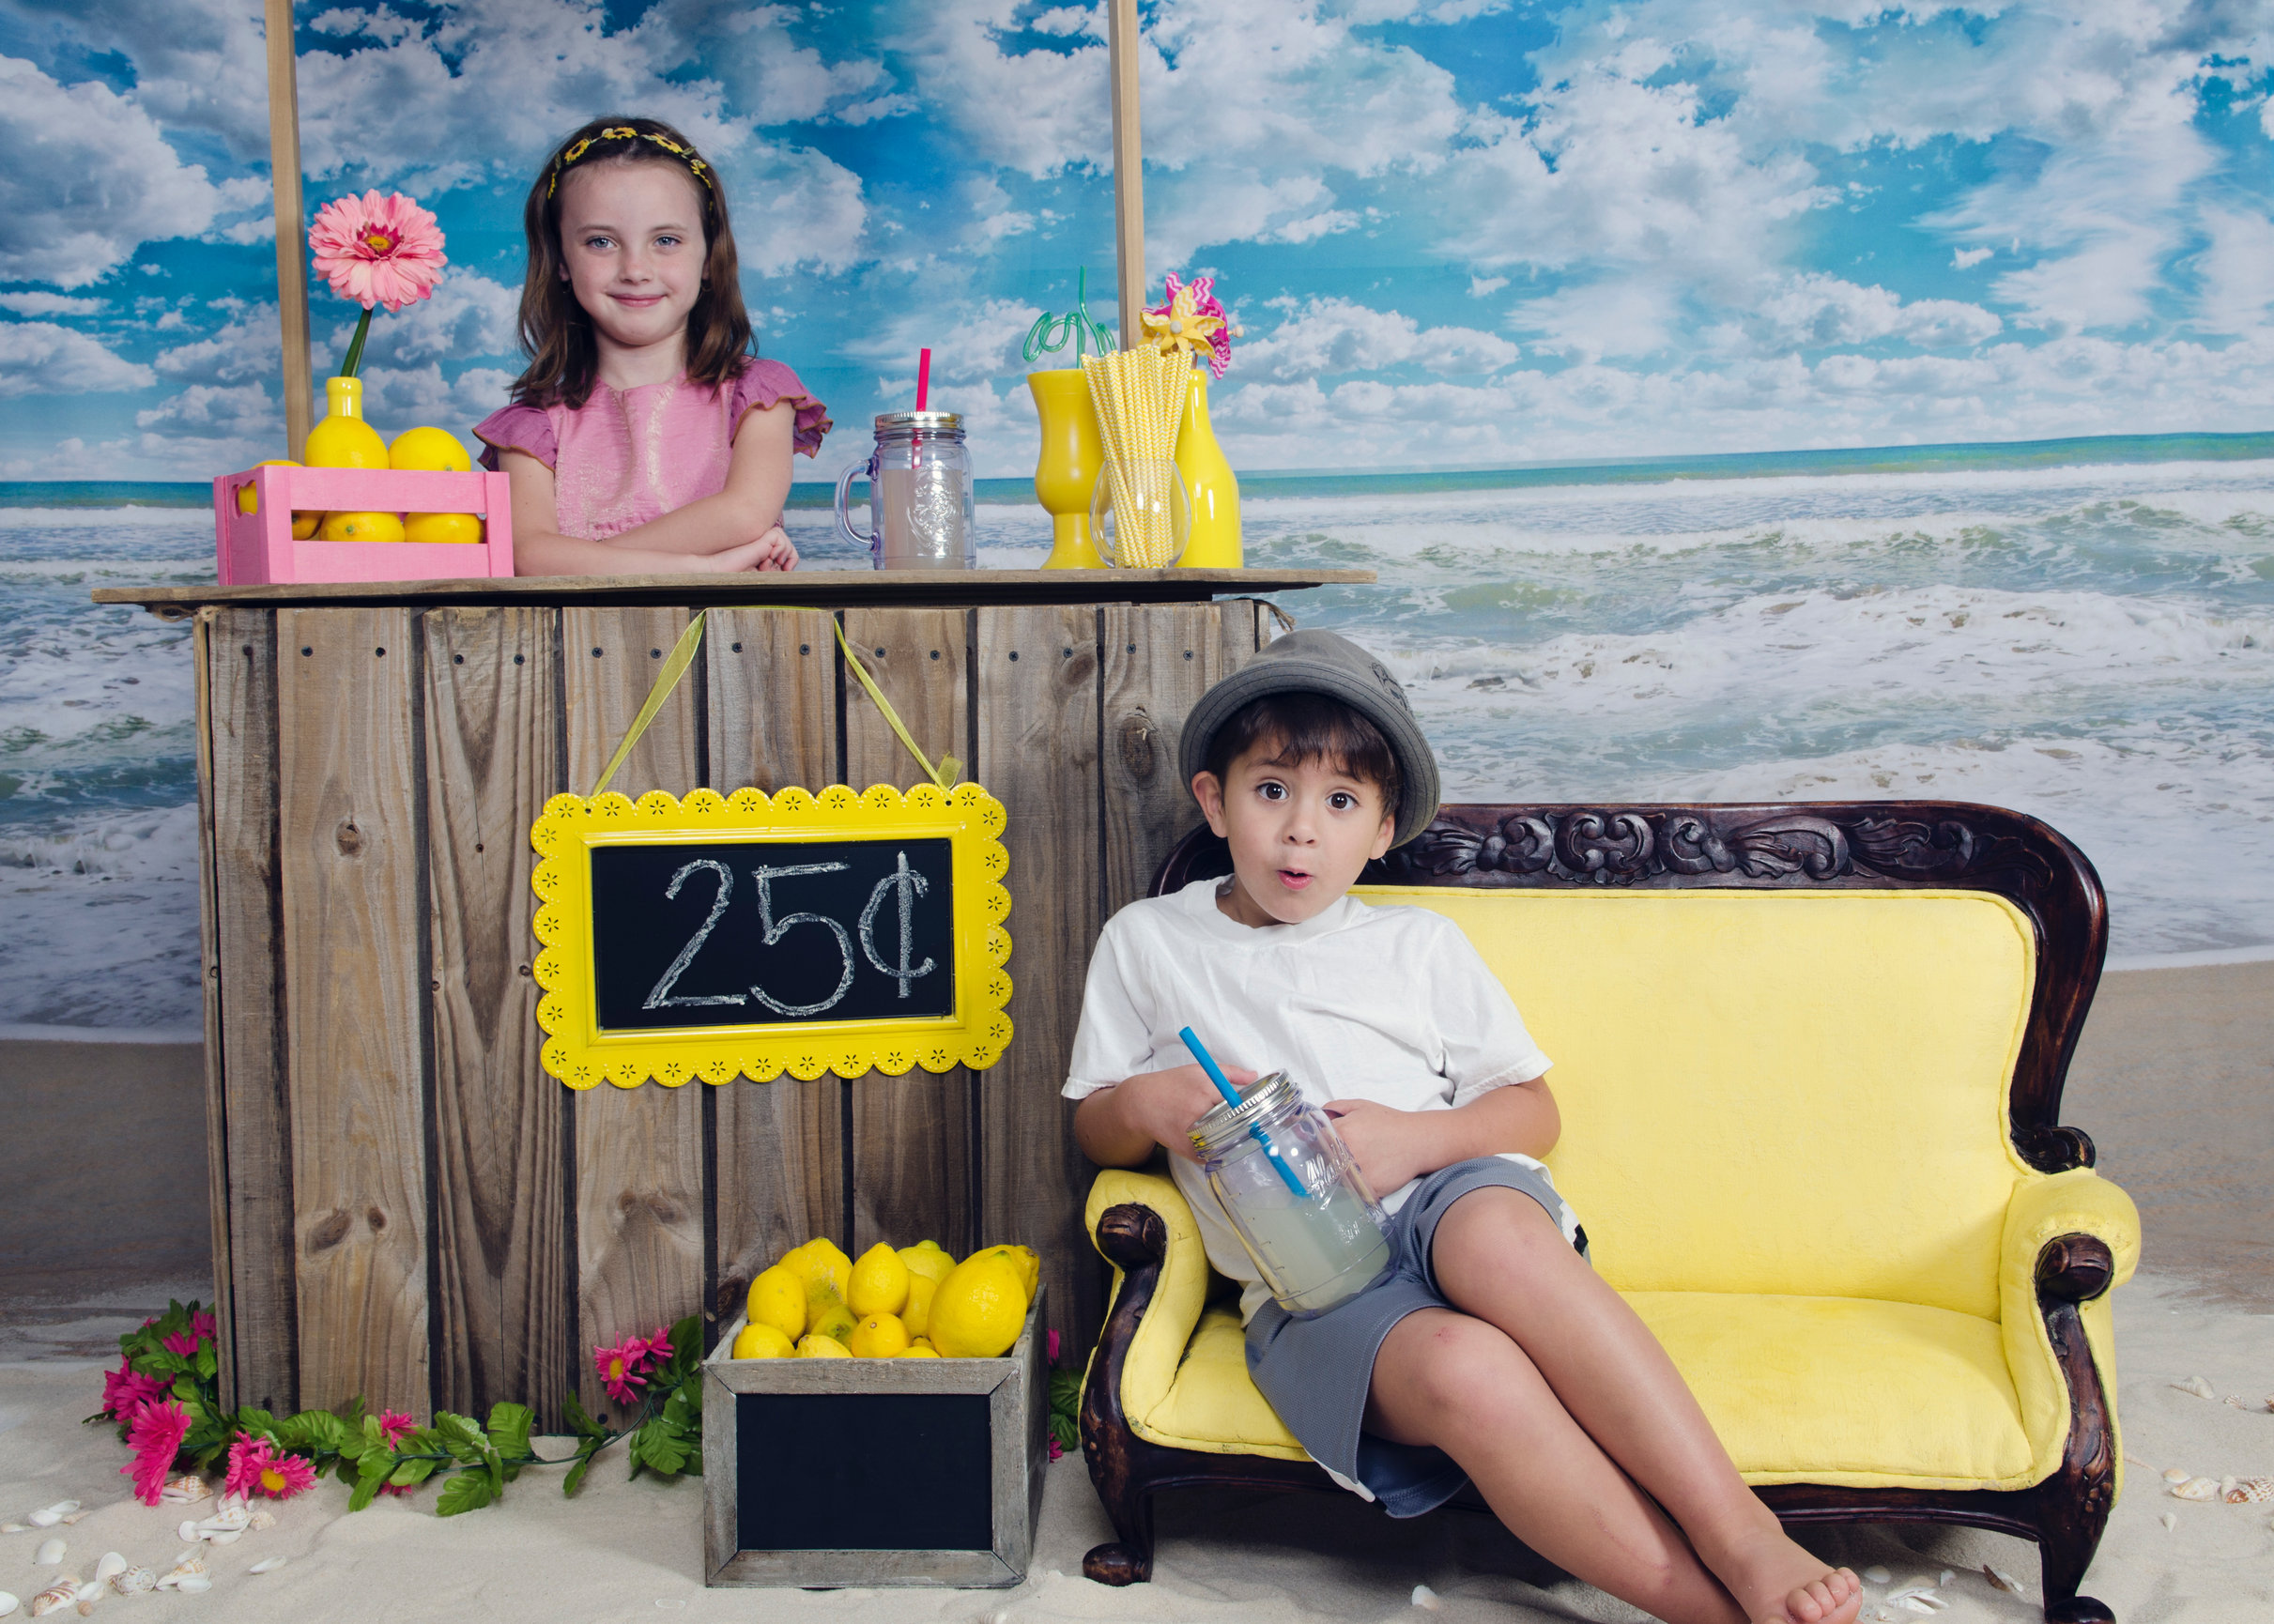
[588,606,961,799]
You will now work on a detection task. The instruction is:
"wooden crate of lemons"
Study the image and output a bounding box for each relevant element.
[702,1236,1048,1587]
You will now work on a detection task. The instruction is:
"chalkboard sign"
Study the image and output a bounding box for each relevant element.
[530,782,1011,1090]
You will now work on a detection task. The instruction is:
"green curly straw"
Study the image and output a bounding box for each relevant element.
[1023,267,1116,367]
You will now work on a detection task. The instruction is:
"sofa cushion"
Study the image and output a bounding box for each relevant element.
[1356,887,2036,1320]
[1130,1291,2040,1491]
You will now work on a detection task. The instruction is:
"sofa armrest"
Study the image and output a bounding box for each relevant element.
[1083,1168,1211,1433]
[1999,1168,2141,1491]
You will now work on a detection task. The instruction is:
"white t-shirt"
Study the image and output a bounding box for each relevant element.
[1064,878,1553,1317]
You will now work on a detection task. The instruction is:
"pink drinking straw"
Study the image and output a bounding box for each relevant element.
[915,348,931,411]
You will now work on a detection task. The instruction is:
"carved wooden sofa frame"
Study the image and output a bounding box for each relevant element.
[1079,800,2121,1624]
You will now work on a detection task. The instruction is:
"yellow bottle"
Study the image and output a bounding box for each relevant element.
[303,375,389,469]
[1174,370,1240,568]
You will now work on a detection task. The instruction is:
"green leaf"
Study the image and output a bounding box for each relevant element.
[561,1436,603,1498]
[433,1412,487,1463]
[347,1471,382,1513]
[629,1423,690,1477]
[1050,1411,1078,1451]
[682,1445,702,1478]
[388,1457,439,1487]
[561,1390,606,1441]
[237,1406,277,1436]
[278,1410,347,1454]
[485,1402,533,1463]
[436,1470,497,1517]
[194,1346,218,1380]
[336,1458,361,1488]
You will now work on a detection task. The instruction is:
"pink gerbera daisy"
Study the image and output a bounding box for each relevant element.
[102,1356,168,1422]
[593,1337,652,1408]
[162,1330,199,1357]
[191,1310,218,1340]
[122,1399,192,1506]
[309,191,448,314]
[225,1433,317,1500]
[377,1410,417,1448]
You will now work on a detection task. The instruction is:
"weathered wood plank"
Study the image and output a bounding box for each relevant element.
[561,605,709,1417]
[974,606,1101,1359]
[1100,602,1233,920]
[422,605,568,1426]
[842,608,974,1257]
[274,606,429,1416]
[705,608,844,1300]
[192,612,233,1402]
[200,607,299,1413]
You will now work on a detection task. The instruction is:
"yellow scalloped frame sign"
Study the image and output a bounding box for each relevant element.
[530,782,1011,1089]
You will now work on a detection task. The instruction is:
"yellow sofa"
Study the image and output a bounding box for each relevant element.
[1079,803,2137,1624]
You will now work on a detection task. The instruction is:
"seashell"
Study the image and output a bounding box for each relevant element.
[2,1524,30,1533]
[246,1509,275,1531]
[1862,1565,1892,1585]
[163,1555,205,1579]
[88,1559,121,1589]
[2223,1477,2274,1504]
[157,1476,208,1506]
[1983,1565,2025,1595]
[2161,1466,2191,1484]
[200,1530,240,1548]
[247,1558,285,1576]
[35,1540,66,1566]
[71,1583,100,1618]
[1937,1570,1954,1586]
[1409,1585,1440,1612]
[2171,1476,2220,1500]
[2159,1511,2177,1530]
[169,1577,208,1596]
[0,1594,16,1619]
[26,1582,78,1619]
[1889,1589,1946,1613]
[26,1512,60,1530]
[196,1502,250,1535]
[55,1516,89,1528]
[2173,1375,2217,1400]
[104,1570,152,1599]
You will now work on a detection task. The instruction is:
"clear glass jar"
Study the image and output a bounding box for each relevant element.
[1190,1071,1392,1317]
[834,410,976,570]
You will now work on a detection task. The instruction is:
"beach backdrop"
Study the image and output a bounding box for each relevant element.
[1,2,2270,1031]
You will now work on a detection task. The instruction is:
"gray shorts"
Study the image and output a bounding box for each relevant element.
[1244,1155,1589,1518]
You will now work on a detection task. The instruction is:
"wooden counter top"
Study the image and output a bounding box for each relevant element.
[95,566,1373,617]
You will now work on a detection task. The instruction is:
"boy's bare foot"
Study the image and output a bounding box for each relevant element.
[1708,1524,1861,1624]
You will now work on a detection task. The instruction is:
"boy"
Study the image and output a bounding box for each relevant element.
[1065,630,1861,1624]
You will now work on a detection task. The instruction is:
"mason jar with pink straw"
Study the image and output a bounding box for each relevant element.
[835,347,978,570]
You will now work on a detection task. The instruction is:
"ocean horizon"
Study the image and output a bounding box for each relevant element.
[4,429,2270,1031]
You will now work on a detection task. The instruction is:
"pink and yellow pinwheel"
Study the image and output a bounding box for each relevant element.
[308,191,448,377]
[1143,272,1240,379]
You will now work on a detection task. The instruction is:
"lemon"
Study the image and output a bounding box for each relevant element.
[730,1323,794,1359]
[402,512,484,544]
[847,1312,910,1358]
[784,1238,852,1301]
[292,512,324,540]
[238,459,296,514]
[898,1240,957,1285]
[807,1292,857,1346]
[901,1273,938,1339]
[928,1252,1028,1358]
[389,425,472,472]
[794,1334,851,1358]
[303,414,389,470]
[317,511,405,544]
[848,1242,910,1317]
[899,1344,940,1358]
[973,1244,1041,1300]
[745,1265,807,1342]
[909,1337,934,1352]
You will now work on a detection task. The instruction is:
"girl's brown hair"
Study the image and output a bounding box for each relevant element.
[511,115,754,409]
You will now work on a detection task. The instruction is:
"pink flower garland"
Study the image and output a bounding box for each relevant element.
[225,1434,318,1500]
[123,1400,192,1506]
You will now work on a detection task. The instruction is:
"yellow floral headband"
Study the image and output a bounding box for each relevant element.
[548,126,715,204]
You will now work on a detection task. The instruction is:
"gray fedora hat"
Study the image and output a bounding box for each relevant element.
[1178,628,1441,847]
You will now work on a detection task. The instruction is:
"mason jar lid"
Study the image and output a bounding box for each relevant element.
[874,410,963,437]
[1189,1069,1298,1158]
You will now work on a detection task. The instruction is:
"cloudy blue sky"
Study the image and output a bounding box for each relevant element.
[2,0,2270,482]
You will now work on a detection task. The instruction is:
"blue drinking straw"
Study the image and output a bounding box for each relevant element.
[1180,1026,1309,1199]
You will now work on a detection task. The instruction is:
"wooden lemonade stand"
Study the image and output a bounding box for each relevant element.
[95,569,1364,1432]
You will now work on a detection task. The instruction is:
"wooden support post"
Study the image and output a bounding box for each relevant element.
[1107,0,1145,345]
[263,0,314,457]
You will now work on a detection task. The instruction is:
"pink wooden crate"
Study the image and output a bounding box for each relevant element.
[213,464,515,585]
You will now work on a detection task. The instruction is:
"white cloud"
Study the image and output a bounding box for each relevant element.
[1952,248,1992,271]
[1241,298,1520,380]
[0,293,106,317]
[356,364,520,435]
[134,381,277,437]
[153,300,284,386]
[1467,276,1509,299]
[21,0,273,160]
[0,55,239,286]
[317,273,522,367]
[1745,274,2002,351]
[0,323,156,397]
[2190,208,2274,337]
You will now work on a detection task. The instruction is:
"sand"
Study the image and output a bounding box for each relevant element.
[1,961,2268,1619]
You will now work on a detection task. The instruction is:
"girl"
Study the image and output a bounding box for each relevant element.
[476,116,830,575]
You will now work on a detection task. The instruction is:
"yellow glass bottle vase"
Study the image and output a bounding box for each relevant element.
[1174,369,1240,568]
[1028,369,1106,569]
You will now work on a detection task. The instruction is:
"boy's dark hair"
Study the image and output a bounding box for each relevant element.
[1203,692,1403,822]
[512,115,755,410]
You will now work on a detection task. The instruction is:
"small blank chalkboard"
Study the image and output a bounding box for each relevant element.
[702,1287,1048,1587]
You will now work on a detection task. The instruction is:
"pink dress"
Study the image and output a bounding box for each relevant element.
[473,359,829,542]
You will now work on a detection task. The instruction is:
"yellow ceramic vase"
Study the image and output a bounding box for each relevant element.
[1027,369,1105,569]
[1174,370,1240,568]
[303,375,389,469]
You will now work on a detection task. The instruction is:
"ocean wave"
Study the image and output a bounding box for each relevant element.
[0,804,204,1028]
